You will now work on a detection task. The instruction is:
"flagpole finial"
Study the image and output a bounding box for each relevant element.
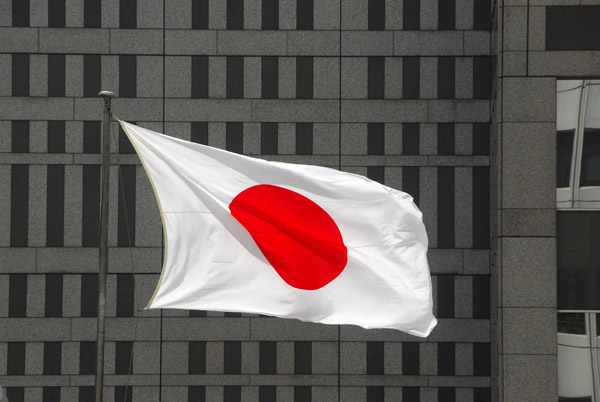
[98,90,114,97]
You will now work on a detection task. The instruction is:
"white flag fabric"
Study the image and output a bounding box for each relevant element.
[120,120,437,337]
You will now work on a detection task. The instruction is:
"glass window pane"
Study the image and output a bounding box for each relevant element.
[580,129,600,186]
[558,129,575,188]
[558,312,586,335]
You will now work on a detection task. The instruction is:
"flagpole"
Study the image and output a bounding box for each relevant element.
[96,90,114,402]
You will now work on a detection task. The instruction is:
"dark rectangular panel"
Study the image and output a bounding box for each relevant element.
[12,0,29,26]
[472,123,490,155]
[367,342,384,375]
[367,166,385,184]
[437,167,455,248]
[117,274,134,317]
[259,341,277,374]
[47,165,65,247]
[224,386,241,402]
[226,122,243,154]
[473,343,491,376]
[403,387,419,402]
[296,57,313,99]
[473,166,490,249]
[82,165,100,247]
[79,341,96,374]
[402,57,420,99]
[473,275,490,319]
[438,57,455,99]
[84,0,101,27]
[80,274,98,317]
[9,275,27,317]
[11,165,28,247]
[227,0,244,29]
[367,123,384,155]
[115,386,132,402]
[191,122,208,144]
[192,56,209,98]
[224,341,241,374]
[402,342,419,375]
[473,0,491,30]
[48,121,65,153]
[83,55,101,97]
[7,342,26,375]
[12,54,29,96]
[119,55,137,98]
[437,343,455,375]
[45,274,63,317]
[83,121,101,153]
[368,0,385,30]
[438,387,455,402]
[473,388,491,402]
[43,387,60,402]
[436,275,455,318]
[403,0,420,30]
[227,57,244,98]
[189,341,207,374]
[294,387,311,402]
[438,0,455,30]
[296,123,313,155]
[473,57,491,99]
[43,342,62,374]
[294,341,312,374]
[367,387,384,402]
[261,56,278,99]
[261,123,278,155]
[48,55,66,97]
[368,57,385,99]
[262,0,279,29]
[119,124,135,154]
[296,0,313,30]
[192,0,209,29]
[12,120,29,152]
[402,167,420,206]
[437,123,455,155]
[189,310,207,317]
[48,0,66,27]
[546,6,600,50]
[120,0,137,28]
[189,386,206,402]
[79,387,95,402]
[115,341,133,374]
[117,165,136,247]
[259,386,276,402]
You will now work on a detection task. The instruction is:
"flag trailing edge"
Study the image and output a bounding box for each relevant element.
[118,120,437,337]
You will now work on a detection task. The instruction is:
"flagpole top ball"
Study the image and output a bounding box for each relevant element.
[98,90,114,97]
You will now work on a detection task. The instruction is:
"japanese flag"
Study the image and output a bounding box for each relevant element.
[119,121,437,337]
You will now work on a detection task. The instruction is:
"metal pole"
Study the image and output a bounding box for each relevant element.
[96,90,114,402]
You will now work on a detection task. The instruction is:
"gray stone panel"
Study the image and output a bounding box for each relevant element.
[40,28,109,53]
[253,100,338,122]
[341,0,368,30]
[314,0,341,29]
[502,208,555,236]
[209,0,227,29]
[27,165,46,247]
[464,31,492,55]
[279,0,296,29]
[165,56,191,98]
[342,100,428,122]
[528,6,545,51]
[0,318,71,341]
[251,318,338,341]
[420,0,438,30]
[165,30,217,55]
[463,249,490,275]
[455,0,474,30]
[314,57,340,99]
[245,0,261,30]
[137,56,163,98]
[341,58,367,99]
[529,51,600,76]
[341,32,394,56]
[0,27,38,52]
[394,31,463,56]
[503,307,556,354]
[288,31,340,56]
[218,31,287,56]
[110,29,163,54]
[0,97,74,120]
[503,51,527,76]
[503,355,557,402]
[165,99,250,122]
[503,7,527,51]
[137,0,164,28]
[502,77,555,122]
[428,100,490,123]
[165,0,191,28]
[340,342,366,374]
[163,318,249,340]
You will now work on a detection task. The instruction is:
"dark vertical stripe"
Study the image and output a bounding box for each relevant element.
[296,57,313,99]
[437,123,455,155]
[261,56,278,99]
[473,166,490,248]
[402,57,420,99]
[473,275,490,318]
[437,343,455,375]
[403,0,420,30]
[79,341,97,374]
[12,54,29,96]
[367,166,385,184]
[188,386,206,402]
[473,343,491,376]
[48,121,66,153]
[115,341,133,374]
[48,0,66,27]
[294,387,311,402]
[6,389,24,402]
[259,386,276,402]
[119,123,135,154]
[189,341,207,374]
[118,165,136,247]
[119,55,137,98]
[402,167,420,206]
[80,274,98,317]
[83,55,101,97]
[7,342,26,375]
[189,310,207,317]
[83,121,101,153]
[438,0,455,30]
[473,0,491,30]
[473,57,491,99]
[367,123,384,155]
[437,167,455,248]
[120,0,137,28]
[43,342,62,374]
[192,0,209,29]
[262,0,279,29]
[191,122,208,144]
[226,56,244,98]
[226,122,244,154]
[12,120,29,152]
[10,165,29,247]
[116,274,134,317]
[296,0,313,30]
[367,387,384,402]
[82,165,100,246]
[403,387,420,402]
[261,123,278,155]
[115,386,132,402]
[294,341,312,374]
[472,123,490,155]
[46,165,65,247]
[259,341,277,374]
[44,274,63,317]
[438,57,455,99]
[192,56,209,98]
[438,387,455,402]
[368,0,385,30]
[224,386,241,402]
[402,342,419,375]
[296,123,313,155]
[437,276,455,318]
[48,55,66,97]
[43,387,60,402]
[12,0,29,26]
[224,341,242,374]
[80,387,95,402]
[227,0,244,29]
[84,0,101,27]
[368,57,385,99]
[367,342,384,375]
[473,388,491,402]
